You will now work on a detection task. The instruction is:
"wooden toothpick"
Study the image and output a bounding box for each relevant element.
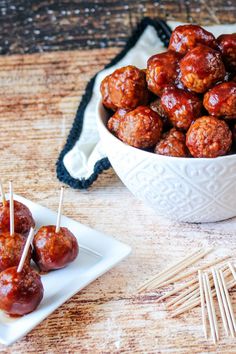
[203,273,217,344]
[171,276,235,318]
[17,228,35,273]
[56,187,64,233]
[212,267,229,337]
[199,270,208,339]
[205,272,219,341]
[157,277,198,303]
[138,249,204,292]
[138,248,213,292]
[215,269,235,338]
[228,262,236,282]
[219,270,236,333]
[9,181,14,236]
[157,258,228,304]
[161,256,230,286]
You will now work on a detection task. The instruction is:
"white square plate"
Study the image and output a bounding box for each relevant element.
[0,195,131,346]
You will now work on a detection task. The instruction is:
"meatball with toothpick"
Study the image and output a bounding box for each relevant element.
[33,188,79,272]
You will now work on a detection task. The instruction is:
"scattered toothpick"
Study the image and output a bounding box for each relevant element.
[161,256,230,286]
[138,248,213,292]
[138,249,204,292]
[138,251,236,344]
[171,277,235,318]
[157,277,198,303]
[166,282,199,309]
[170,267,231,314]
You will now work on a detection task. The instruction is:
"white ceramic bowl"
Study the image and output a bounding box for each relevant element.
[97,102,236,223]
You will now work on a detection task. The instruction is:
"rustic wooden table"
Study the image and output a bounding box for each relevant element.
[0,1,236,353]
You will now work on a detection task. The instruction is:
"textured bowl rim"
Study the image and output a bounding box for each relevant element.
[96,100,236,162]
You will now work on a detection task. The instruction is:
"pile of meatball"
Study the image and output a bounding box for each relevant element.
[100,25,236,158]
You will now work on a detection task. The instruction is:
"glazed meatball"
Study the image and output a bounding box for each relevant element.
[100,75,117,111]
[203,82,236,119]
[146,51,182,96]
[0,266,43,316]
[0,200,35,236]
[180,45,226,93]
[33,226,79,272]
[150,98,168,119]
[155,128,189,157]
[150,98,170,129]
[107,109,129,136]
[161,86,202,130]
[118,106,163,148]
[0,232,31,272]
[100,66,150,110]
[168,24,217,55]
[186,116,232,157]
[217,34,236,72]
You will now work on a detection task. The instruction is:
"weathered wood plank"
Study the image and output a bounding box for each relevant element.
[0,0,235,54]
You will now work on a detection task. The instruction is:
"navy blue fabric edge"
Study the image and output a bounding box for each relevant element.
[56,18,172,189]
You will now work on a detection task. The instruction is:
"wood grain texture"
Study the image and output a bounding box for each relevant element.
[0,0,235,54]
[0,46,235,353]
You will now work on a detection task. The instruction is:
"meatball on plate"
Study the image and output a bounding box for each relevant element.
[0,194,131,345]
